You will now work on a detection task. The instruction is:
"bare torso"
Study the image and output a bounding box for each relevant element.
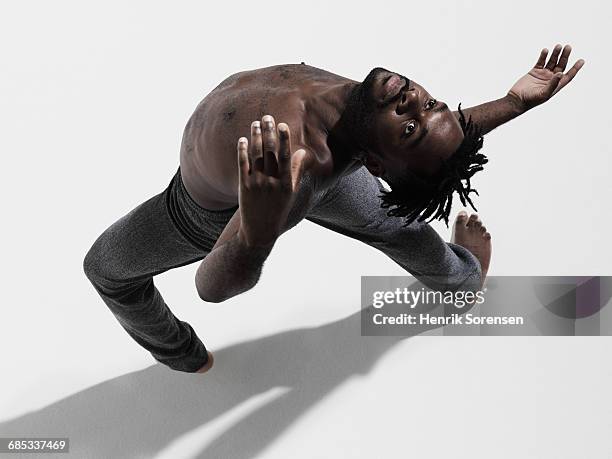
[179,63,359,210]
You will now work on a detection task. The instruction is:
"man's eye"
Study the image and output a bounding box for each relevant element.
[404,120,417,136]
[425,98,437,109]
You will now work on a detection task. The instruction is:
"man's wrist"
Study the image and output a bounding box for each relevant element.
[504,91,528,116]
[236,228,276,254]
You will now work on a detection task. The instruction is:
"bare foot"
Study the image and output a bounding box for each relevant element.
[196,351,214,374]
[451,211,492,283]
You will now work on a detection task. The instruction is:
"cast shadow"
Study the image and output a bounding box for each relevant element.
[0,304,442,459]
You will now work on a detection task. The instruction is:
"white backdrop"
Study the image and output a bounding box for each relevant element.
[1,1,611,458]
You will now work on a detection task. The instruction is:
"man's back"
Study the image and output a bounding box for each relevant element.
[179,63,354,211]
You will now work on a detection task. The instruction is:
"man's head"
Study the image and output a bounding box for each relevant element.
[343,67,488,226]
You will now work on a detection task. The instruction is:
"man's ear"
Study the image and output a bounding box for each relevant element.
[362,153,385,177]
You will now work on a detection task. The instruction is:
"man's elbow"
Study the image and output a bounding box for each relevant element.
[195,269,259,304]
[196,283,229,304]
[198,292,227,303]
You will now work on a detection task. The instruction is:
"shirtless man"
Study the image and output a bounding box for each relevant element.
[83,44,584,373]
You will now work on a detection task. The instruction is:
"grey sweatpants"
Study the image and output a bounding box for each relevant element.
[83,165,480,372]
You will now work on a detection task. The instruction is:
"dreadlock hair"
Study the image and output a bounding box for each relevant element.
[378,103,488,227]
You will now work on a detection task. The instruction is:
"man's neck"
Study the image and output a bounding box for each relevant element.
[308,80,363,169]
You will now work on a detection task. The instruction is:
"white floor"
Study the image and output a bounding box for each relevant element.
[1,1,611,458]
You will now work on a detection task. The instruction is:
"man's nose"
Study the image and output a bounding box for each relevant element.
[396,88,420,115]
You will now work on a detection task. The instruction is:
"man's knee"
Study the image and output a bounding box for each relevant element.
[83,236,104,283]
[83,230,126,287]
[84,235,153,315]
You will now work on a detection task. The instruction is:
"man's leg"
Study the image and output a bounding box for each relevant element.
[83,167,235,372]
[306,166,486,292]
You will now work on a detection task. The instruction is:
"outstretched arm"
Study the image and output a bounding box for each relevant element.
[453,44,585,135]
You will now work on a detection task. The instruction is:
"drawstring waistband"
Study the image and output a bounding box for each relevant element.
[166,166,238,251]
[175,166,238,221]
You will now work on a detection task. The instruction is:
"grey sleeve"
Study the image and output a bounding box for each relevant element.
[305,165,482,292]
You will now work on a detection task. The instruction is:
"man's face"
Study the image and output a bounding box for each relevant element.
[357,67,464,179]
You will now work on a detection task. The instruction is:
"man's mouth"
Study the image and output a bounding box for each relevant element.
[382,74,405,102]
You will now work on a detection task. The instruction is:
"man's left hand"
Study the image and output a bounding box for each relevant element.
[507,44,585,112]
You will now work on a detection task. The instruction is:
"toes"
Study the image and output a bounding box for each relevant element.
[466,213,479,228]
[484,232,491,240]
[455,211,468,225]
[480,225,487,234]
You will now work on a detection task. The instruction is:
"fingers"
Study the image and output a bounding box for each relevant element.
[545,44,563,71]
[545,72,564,98]
[244,115,305,189]
[250,121,263,173]
[290,148,307,191]
[568,58,586,77]
[553,45,572,73]
[277,122,292,186]
[552,58,585,96]
[261,115,279,176]
[536,43,585,97]
[237,137,250,185]
[534,48,548,69]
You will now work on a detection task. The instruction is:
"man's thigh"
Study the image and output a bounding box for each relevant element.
[305,166,481,290]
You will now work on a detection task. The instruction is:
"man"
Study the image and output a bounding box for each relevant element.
[83,44,584,373]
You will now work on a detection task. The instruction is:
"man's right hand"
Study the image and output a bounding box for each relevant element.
[236,115,307,248]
